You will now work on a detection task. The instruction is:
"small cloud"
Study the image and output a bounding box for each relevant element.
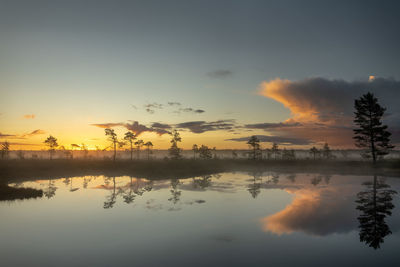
[0,132,16,138]
[245,122,302,130]
[207,70,233,79]
[144,103,163,114]
[168,102,181,106]
[176,120,236,134]
[131,105,138,110]
[23,114,35,119]
[21,129,46,138]
[151,122,172,129]
[91,121,170,136]
[176,108,205,114]
[226,135,311,146]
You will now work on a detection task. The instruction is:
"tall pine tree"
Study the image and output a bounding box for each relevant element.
[353,92,394,164]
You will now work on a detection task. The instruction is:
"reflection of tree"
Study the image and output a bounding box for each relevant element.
[311,175,322,186]
[324,175,332,184]
[248,172,262,199]
[43,179,57,199]
[286,174,296,183]
[123,177,136,204]
[356,175,397,249]
[104,177,117,209]
[168,179,181,204]
[193,175,212,189]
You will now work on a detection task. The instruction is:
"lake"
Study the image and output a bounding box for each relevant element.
[1,172,399,267]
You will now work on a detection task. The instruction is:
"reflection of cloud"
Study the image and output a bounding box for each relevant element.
[261,187,356,236]
[226,135,311,145]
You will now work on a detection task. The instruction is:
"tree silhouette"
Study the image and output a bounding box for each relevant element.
[271,143,280,160]
[81,143,89,159]
[198,145,212,159]
[282,148,296,160]
[144,141,153,160]
[44,135,58,160]
[192,144,198,159]
[105,128,118,161]
[322,142,332,159]
[124,132,137,160]
[356,175,397,249]
[354,92,394,164]
[168,130,182,160]
[70,143,80,159]
[247,136,261,160]
[135,139,144,159]
[1,141,10,159]
[309,146,320,160]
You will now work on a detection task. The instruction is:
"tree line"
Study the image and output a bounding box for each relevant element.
[0,92,395,163]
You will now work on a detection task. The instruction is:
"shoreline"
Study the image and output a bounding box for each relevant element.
[1,159,400,183]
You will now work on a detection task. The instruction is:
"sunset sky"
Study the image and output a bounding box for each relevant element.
[1,0,400,150]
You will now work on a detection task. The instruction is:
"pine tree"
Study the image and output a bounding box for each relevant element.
[353,92,394,163]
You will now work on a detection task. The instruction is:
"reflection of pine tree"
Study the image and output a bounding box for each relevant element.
[168,179,181,204]
[248,172,262,199]
[123,177,136,204]
[43,179,57,199]
[104,177,117,209]
[356,175,397,249]
[193,175,212,189]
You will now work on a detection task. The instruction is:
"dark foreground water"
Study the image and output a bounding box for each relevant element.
[1,172,400,267]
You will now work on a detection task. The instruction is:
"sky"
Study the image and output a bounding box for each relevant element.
[1,0,400,150]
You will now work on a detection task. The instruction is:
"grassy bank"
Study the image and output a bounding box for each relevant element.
[1,158,400,183]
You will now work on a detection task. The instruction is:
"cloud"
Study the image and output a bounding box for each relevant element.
[91,121,170,136]
[207,70,233,79]
[144,102,163,114]
[22,129,46,137]
[23,114,35,119]
[176,120,236,134]
[226,135,311,145]
[168,102,181,106]
[175,108,205,114]
[0,129,46,139]
[151,122,172,129]
[0,132,16,138]
[258,77,400,146]
[245,122,302,130]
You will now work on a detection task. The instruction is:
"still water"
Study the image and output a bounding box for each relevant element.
[1,172,400,267]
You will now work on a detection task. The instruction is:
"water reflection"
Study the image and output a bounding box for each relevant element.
[1,172,399,253]
[356,174,397,249]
